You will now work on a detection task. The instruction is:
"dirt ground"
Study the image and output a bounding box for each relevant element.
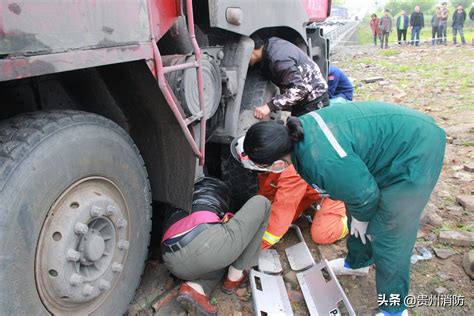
[212,44,474,316]
[133,44,474,316]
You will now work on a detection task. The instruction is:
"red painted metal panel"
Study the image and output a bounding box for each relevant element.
[303,0,330,22]
[0,43,154,81]
[148,0,180,40]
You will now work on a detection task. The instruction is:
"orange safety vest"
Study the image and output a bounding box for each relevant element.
[259,165,348,248]
[258,165,320,248]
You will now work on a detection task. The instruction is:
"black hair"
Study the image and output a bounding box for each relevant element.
[251,34,265,49]
[243,117,304,165]
[371,13,377,18]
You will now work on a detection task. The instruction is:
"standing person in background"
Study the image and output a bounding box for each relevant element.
[410,6,425,46]
[396,9,410,45]
[370,14,382,47]
[469,6,474,20]
[431,7,442,45]
[439,2,449,45]
[452,4,467,45]
[379,10,393,49]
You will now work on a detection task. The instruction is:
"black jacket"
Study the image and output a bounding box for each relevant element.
[470,7,474,20]
[452,10,467,27]
[162,177,231,237]
[410,12,425,28]
[261,37,328,115]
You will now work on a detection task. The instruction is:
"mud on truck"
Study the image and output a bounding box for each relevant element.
[0,0,330,314]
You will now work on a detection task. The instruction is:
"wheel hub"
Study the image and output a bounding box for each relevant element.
[35,177,130,314]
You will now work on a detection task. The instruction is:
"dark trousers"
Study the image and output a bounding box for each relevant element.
[439,23,447,44]
[397,29,407,44]
[373,33,381,46]
[381,31,390,48]
[431,26,440,45]
[411,26,421,46]
[453,26,466,44]
[292,92,329,117]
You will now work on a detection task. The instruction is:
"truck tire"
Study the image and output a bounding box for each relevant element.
[0,111,152,315]
[221,70,278,211]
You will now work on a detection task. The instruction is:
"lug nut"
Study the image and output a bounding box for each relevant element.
[105,204,118,216]
[118,240,129,250]
[74,223,88,235]
[98,279,111,291]
[111,262,123,273]
[117,218,128,229]
[70,273,83,286]
[66,249,81,262]
[83,284,94,296]
[90,205,104,217]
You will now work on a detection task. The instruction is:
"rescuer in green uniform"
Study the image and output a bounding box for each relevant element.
[234,101,446,315]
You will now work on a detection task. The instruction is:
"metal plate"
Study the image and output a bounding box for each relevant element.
[258,249,283,275]
[249,269,293,316]
[285,225,315,271]
[296,260,356,316]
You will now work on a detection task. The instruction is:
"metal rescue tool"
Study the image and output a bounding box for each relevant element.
[250,225,355,316]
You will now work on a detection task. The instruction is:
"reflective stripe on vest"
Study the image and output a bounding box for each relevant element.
[262,231,281,245]
[308,112,347,158]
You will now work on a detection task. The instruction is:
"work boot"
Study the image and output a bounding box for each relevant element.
[176,283,217,316]
[327,258,370,276]
[222,270,249,294]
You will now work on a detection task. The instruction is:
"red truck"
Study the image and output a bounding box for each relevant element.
[0,0,331,314]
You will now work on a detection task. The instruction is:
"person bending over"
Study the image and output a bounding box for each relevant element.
[161,177,271,316]
[239,101,445,316]
[231,137,348,249]
[249,36,329,119]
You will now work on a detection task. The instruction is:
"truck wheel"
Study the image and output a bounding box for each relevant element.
[222,70,278,211]
[0,111,152,315]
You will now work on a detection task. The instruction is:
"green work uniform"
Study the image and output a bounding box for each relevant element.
[292,101,445,313]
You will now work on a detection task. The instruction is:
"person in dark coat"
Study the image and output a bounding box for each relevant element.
[410,6,425,46]
[452,4,467,45]
[470,6,474,20]
[328,65,353,101]
[249,36,329,119]
[431,6,442,45]
[379,10,393,49]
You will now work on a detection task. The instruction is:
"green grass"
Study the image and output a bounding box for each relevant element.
[380,49,401,57]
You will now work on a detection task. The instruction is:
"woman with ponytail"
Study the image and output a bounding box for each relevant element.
[236,101,446,316]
